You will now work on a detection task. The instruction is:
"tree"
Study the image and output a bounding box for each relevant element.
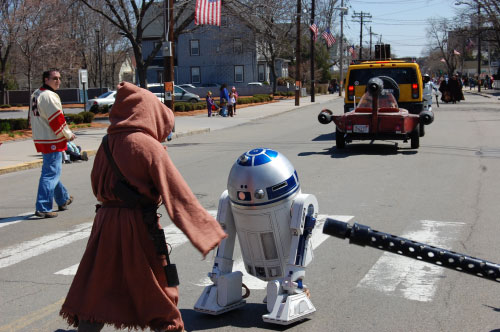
[0,0,22,103]
[426,18,461,75]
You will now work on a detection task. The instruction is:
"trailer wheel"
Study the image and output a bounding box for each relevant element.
[336,127,346,149]
[410,126,420,149]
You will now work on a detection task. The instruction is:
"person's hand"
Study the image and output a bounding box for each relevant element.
[69,134,76,141]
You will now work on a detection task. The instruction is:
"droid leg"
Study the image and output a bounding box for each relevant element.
[263,194,319,325]
[194,190,246,314]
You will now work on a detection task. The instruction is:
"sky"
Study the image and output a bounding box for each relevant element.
[341,0,460,58]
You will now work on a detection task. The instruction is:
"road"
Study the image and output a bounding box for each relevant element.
[1,92,500,331]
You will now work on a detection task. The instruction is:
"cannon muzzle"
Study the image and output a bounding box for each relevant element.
[419,110,434,125]
[367,77,384,96]
[323,218,500,283]
[318,109,334,124]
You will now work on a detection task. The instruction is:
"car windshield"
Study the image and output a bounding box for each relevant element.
[349,67,417,85]
[98,91,114,98]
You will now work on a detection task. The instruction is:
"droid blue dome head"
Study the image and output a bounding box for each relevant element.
[227,148,300,207]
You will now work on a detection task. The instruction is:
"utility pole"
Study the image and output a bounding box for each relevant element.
[352,11,371,60]
[164,0,175,110]
[477,3,481,92]
[310,0,315,102]
[338,0,346,97]
[295,0,301,106]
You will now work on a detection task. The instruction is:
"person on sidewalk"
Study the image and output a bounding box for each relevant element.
[62,141,89,163]
[205,91,218,117]
[219,84,229,117]
[231,86,238,115]
[59,82,227,332]
[30,69,74,218]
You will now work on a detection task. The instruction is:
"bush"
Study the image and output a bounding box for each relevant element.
[89,104,99,114]
[100,104,111,114]
[0,121,11,132]
[0,104,11,109]
[79,111,95,123]
[11,118,29,130]
[65,113,84,124]
[254,94,273,101]
[174,103,185,112]
[0,118,29,132]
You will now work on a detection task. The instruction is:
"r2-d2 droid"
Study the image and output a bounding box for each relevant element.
[194,148,319,325]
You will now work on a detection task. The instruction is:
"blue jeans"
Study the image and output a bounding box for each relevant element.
[36,152,70,212]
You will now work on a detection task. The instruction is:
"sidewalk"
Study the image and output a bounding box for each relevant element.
[0,94,338,175]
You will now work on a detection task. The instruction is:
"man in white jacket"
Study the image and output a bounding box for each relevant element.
[30,70,75,218]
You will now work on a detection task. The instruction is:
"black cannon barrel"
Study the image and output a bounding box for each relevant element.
[323,218,500,283]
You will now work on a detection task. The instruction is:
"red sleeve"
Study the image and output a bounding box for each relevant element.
[47,110,67,135]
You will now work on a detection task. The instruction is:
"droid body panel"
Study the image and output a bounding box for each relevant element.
[194,148,319,325]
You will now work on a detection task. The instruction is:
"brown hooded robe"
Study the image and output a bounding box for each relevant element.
[60,82,227,331]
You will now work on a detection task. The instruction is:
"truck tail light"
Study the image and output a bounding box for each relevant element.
[411,83,419,99]
[348,85,355,101]
[346,123,353,132]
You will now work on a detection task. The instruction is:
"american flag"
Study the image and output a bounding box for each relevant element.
[348,44,356,58]
[309,23,319,42]
[322,28,336,48]
[195,0,221,26]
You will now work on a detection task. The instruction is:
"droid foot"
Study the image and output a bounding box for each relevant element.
[262,292,315,325]
[194,271,246,315]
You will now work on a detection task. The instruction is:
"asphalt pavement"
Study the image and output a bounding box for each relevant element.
[0,94,337,175]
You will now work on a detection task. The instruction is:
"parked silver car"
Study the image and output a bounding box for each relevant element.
[86,91,116,110]
[147,84,200,103]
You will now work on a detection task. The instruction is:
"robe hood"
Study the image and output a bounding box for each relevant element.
[108,82,173,142]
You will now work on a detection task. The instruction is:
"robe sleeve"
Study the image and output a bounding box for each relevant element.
[148,146,227,256]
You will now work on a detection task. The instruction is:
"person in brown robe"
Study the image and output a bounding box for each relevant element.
[60,82,227,332]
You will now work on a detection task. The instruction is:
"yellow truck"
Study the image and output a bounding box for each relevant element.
[344,60,424,115]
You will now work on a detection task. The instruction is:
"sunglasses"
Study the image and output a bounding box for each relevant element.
[51,77,62,81]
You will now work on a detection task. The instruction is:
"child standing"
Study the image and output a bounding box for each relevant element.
[206,91,217,117]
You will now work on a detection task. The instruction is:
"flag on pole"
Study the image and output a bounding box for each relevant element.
[348,44,356,58]
[309,23,319,41]
[322,28,336,48]
[453,49,461,55]
[195,0,221,26]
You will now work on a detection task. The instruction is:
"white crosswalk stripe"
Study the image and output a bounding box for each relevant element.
[356,220,465,302]
[0,222,92,269]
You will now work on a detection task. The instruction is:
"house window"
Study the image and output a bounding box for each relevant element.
[234,65,244,83]
[191,67,201,84]
[190,40,200,56]
[258,64,265,82]
[234,38,242,54]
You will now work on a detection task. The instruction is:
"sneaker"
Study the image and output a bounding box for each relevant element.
[64,160,72,164]
[58,196,74,211]
[81,151,89,161]
[35,211,58,218]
